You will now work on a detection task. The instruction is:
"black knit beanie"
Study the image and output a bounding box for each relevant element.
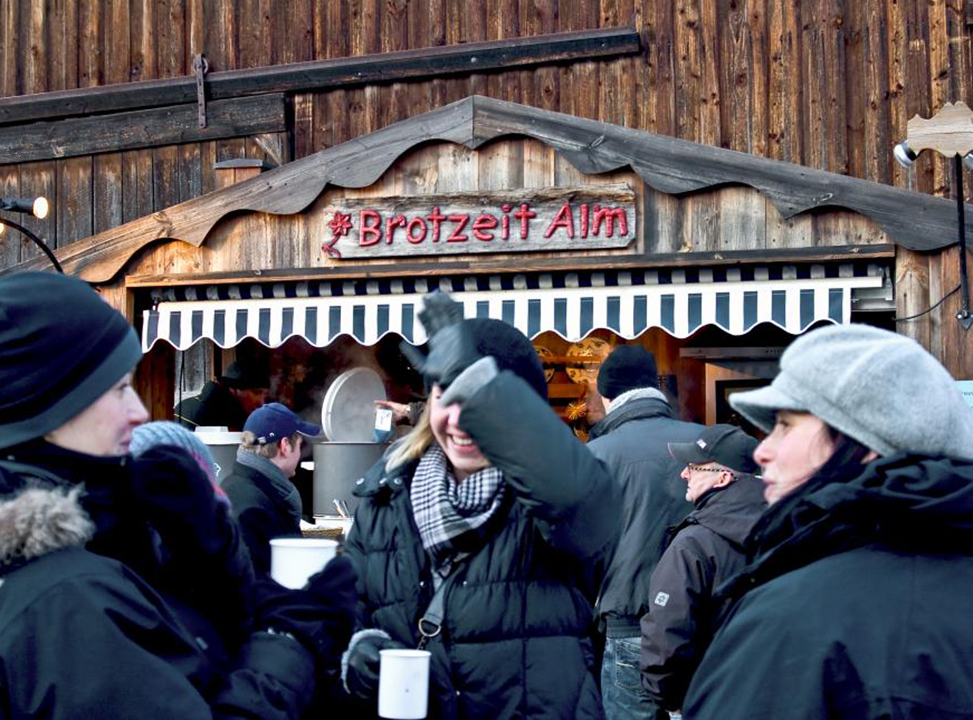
[597,344,659,400]
[467,318,548,400]
[0,271,143,449]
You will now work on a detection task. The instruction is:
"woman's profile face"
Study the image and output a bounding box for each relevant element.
[753,410,836,505]
[45,372,149,457]
[428,385,493,482]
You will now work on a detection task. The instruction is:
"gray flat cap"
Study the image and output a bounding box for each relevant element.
[729,324,973,461]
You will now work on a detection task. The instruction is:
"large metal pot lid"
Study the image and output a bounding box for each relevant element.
[321,367,387,442]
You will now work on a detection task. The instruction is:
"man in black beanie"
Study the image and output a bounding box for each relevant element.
[0,271,355,719]
[587,343,703,720]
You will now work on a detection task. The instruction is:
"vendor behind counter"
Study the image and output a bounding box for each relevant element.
[175,357,270,432]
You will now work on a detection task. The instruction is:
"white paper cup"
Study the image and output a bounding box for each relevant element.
[269,538,338,589]
[378,649,431,719]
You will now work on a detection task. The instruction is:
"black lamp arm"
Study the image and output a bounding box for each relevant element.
[0,217,63,274]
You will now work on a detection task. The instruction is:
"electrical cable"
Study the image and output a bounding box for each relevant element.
[894,284,961,322]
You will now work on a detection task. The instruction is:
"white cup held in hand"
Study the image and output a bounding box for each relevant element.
[269,538,338,589]
[378,649,431,719]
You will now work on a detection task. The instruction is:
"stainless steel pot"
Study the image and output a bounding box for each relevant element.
[311,441,388,516]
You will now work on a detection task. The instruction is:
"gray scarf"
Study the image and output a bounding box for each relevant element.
[607,386,668,414]
[235,448,303,523]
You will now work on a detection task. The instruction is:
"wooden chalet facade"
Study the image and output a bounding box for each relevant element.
[1,0,971,428]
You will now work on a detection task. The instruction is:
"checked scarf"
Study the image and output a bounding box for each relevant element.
[410,444,507,570]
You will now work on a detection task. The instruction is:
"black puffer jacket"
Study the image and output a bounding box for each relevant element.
[344,371,621,719]
[586,393,702,633]
[639,474,766,711]
[0,474,314,719]
[683,454,973,720]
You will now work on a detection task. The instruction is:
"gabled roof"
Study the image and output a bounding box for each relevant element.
[7,95,966,283]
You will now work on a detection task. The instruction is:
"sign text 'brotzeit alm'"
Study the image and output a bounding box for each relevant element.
[321,185,637,259]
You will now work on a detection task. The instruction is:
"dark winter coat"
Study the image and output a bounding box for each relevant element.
[2,441,256,654]
[0,472,314,719]
[175,380,248,431]
[683,454,973,720]
[343,371,621,719]
[639,474,766,711]
[223,458,302,576]
[586,393,703,634]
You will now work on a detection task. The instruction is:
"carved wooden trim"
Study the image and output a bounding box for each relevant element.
[4,96,964,282]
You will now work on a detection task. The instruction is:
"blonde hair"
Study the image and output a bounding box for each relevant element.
[385,402,434,472]
[239,430,300,459]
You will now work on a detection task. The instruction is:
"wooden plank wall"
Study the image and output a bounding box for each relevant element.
[1,0,971,372]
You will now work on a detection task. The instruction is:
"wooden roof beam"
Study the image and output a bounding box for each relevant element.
[0,27,640,127]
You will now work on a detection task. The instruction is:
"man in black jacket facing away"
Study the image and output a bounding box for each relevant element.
[639,424,766,717]
[586,344,703,720]
[224,402,321,575]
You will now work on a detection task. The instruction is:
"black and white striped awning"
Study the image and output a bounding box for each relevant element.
[141,264,888,352]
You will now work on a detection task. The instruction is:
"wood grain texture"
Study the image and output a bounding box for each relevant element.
[121,243,897,288]
[0,26,640,124]
[0,94,288,164]
[2,0,972,376]
[5,95,967,281]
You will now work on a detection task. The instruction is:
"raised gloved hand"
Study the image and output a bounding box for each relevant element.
[401,291,479,389]
[255,555,358,670]
[343,632,408,700]
[418,289,465,336]
[401,291,486,392]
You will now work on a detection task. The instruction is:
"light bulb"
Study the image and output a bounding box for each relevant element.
[32,196,49,219]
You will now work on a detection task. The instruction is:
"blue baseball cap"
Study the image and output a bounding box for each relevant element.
[244,403,321,445]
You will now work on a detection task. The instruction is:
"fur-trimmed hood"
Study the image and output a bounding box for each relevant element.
[0,486,94,567]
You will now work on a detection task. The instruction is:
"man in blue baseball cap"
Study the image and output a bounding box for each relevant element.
[223,403,322,575]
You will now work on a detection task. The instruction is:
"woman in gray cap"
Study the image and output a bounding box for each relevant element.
[681,323,973,720]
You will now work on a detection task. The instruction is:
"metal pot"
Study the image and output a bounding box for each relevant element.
[311,441,388,516]
[193,431,243,484]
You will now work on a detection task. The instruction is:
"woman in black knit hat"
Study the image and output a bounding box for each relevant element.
[0,271,355,719]
[341,292,621,719]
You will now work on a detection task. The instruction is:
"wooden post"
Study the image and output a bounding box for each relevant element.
[897,102,973,331]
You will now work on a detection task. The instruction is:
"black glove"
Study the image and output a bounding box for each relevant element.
[345,634,408,700]
[401,291,483,390]
[255,555,358,669]
[129,445,228,556]
[418,289,465,335]
[130,445,256,645]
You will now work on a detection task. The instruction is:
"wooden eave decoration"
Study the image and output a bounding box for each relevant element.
[906,101,973,157]
[9,95,972,283]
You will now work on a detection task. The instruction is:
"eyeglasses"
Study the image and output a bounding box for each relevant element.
[686,463,737,480]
